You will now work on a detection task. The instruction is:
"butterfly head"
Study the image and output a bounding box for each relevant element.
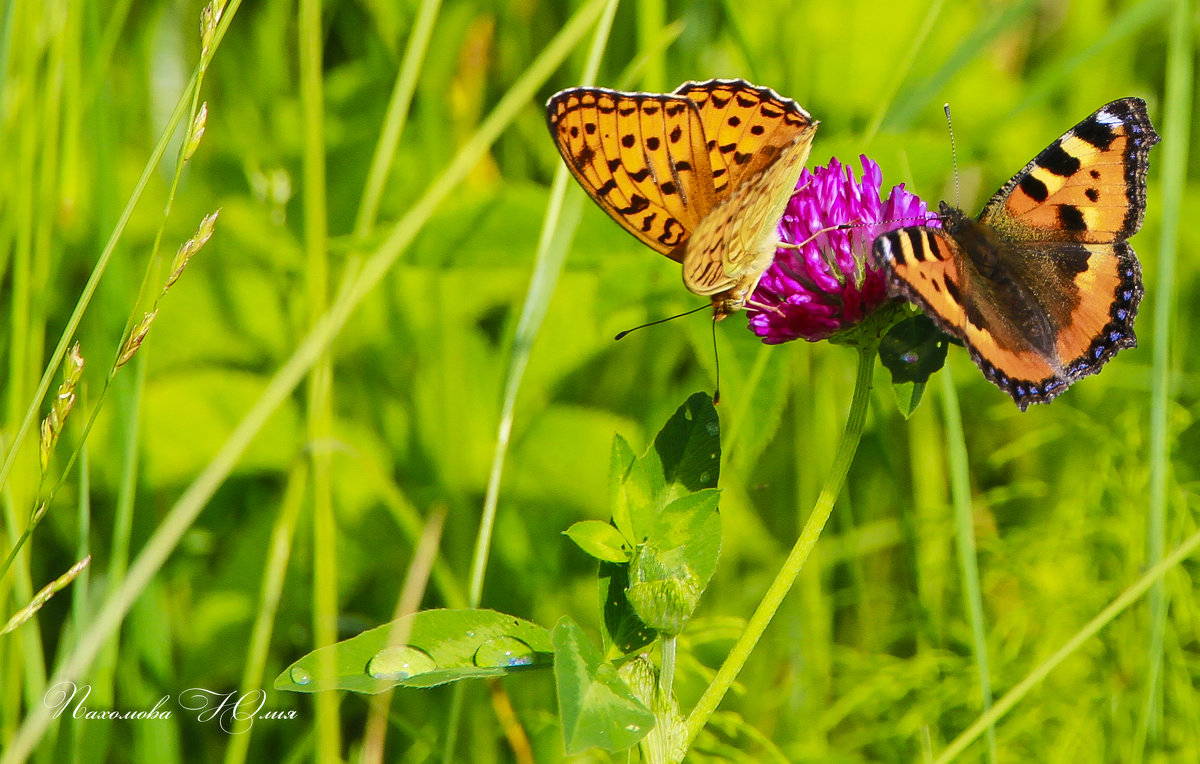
[709,294,745,321]
[936,201,961,221]
[933,202,974,237]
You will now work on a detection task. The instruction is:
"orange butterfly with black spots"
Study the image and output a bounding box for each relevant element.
[873,98,1160,410]
[546,79,818,319]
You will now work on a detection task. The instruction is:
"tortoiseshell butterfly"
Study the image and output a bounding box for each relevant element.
[873,98,1159,409]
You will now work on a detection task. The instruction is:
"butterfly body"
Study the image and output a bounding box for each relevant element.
[547,79,818,319]
[873,98,1159,409]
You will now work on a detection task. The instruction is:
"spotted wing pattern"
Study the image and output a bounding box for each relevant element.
[673,80,816,198]
[671,81,817,312]
[547,87,714,258]
[547,79,817,317]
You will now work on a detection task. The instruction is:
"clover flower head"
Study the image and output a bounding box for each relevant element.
[747,155,937,344]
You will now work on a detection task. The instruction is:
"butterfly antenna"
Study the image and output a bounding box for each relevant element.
[944,103,961,208]
[711,317,721,405]
[614,304,710,340]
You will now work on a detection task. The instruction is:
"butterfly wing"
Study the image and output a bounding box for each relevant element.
[682,127,817,311]
[874,211,1141,407]
[546,87,719,259]
[673,79,817,200]
[980,97,1157,243]
[874,98,1159,409]
[671,81,818,312]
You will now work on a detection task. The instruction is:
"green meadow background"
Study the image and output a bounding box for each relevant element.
[0,0,1194,761]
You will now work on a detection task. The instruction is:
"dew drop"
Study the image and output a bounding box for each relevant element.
[367,645,436,681]
[473,636,535,668]
[625,723,641,732]
[289,666,312,686]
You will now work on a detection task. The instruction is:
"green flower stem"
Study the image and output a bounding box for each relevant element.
[660,634,676,696]
[683,343,876,748]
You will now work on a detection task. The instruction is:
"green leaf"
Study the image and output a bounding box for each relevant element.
[609,434,638,543]
[593,396,725,645]
[565,520,632,563]
[618,394,722,544]
[600,562,658,657]
[648,488,721,555]
[653,392,721,492]
[879,315,952,417]
[274,609,553,693]
[626,490,722,635]
[617,443,663,543]
[878,314,952,385]
[552,616,655,754]
[892,380,927,419]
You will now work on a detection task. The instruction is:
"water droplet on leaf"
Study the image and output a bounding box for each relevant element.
[367,645,436,681]
[289,666,312,686]
[473,636,535,668]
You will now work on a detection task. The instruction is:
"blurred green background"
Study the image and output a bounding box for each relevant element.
[0,0,1194,761]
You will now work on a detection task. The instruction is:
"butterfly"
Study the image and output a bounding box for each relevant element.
[546,79,818,319]
[872,98,1160,410]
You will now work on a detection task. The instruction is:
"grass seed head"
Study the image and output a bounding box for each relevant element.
[185,103,208,162]
[118,311,158,369]
[166,209,219,290]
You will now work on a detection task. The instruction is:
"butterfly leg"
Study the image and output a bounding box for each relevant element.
[741,272,784,315]
[745,298,784,314]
